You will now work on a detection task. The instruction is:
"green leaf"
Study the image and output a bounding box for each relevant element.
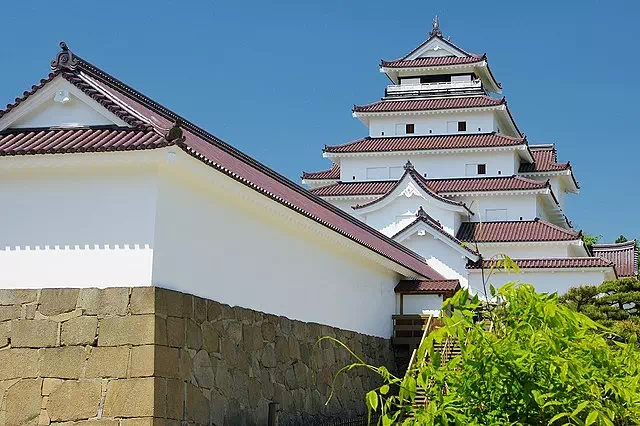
[585,410,598,426]
[571,401,589,418]
[379,384,389,395]
[366,390,378,412]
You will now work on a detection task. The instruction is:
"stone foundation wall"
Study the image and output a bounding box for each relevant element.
[0,287,396,425]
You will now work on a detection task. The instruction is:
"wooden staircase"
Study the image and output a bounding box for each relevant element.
[411,336,461,410]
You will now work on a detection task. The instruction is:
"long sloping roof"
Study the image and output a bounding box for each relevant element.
[353,96,505,113]
[592,241,638,278]
[323,132,526,154]
[0,42,444,280]
[468,257,615,270]
[519,145,571,172]
[310,175,549,197]
[456,219,582,243]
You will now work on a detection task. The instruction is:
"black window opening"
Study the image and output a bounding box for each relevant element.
[477,164,486,175]
[458,121,467,132]
[405,124,415,134]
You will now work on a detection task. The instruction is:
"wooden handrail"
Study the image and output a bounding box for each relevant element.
[404,314,433,377]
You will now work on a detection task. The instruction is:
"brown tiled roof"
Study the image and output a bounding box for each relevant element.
[353,96,505,113]
[301,164,339,180]
[456,219,581,243]
[381,56,484,69]
[310,175,548,197]
[0,127,166,155]
[468,257,615,270]
[593,241,638,278]
[0,42,445,281]
[519,145,571,173]
[395,279,461,294]
[324,132,526,154]
[425,175,548,193]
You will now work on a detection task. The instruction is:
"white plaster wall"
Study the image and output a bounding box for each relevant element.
[453,194,538,222]
[11,97,115,129]
[362,194,461,237]
[475,243,571,259]
[339,150,517,182]
[151,156,401,337]
[401,233,469,286]
[368,111,497,138]
[397,294,443,315]
[0,160,158,288]
[469,269,608,295]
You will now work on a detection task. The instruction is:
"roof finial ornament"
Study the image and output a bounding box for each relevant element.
[416,206,428,218]
[51,41,79,71]
[166,119,186,143]
[429,16,443,38]
[404,160,414,171]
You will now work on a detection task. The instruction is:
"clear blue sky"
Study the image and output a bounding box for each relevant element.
[1,0,637,242]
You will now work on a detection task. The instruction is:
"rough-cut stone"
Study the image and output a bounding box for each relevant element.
[85,346,129,378]
[155,345,180,379]
[0,321,10,348]
[0,289,37,306]
[201,322,219,353]
[23,303,37,320]
[156,288,184,318]
[206,300,222,322]
[166,316,185,348]
[41,378,64,396]
[38,289,79,316]
[0,348,39,380]
[5,378,42,425]
[77,287,129,316]
[129,345,155,377]
[192,349,215,389]
[11,319,58,348]
[48,380,102,421]
[261,320,276,341]
[39,346,87,378]
[130,287,155,314]
[61,316,98,346]
[0,305,20,322]
[261,343,276,368]
[103,378,156,417]
[186,383,210,425]
[98,315,155,346]
[166,378,184,420]
[186,319,202,350]
[193,297,207,324]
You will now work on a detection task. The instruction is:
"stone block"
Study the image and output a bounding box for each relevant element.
[119,419,155,426]
[201,322,219,353]
[186,383,210,425]
[77,288,129,316]
[165,378,184,420]
[39,346,87,379]
[166,316,185,348]
[0,321,10,348]
[61,316,98,346]
[11,319,58,348]
[41,378,64,396]
[155,288,184,318]
[192,349,215,389]
[186,319,202,350]
[0,289,37,306]
[24,303,37,319]
[103,378,156,418]
[5,378,42,426]
[48,380,102,422]
[226,321,242,345]
[0,348,39,380]
[38,288,79,316]
[261,343,276,368]
[130,287,156,314]
[129,345,155,377]
[60,420,120,426]
[262,320,276,342]
[206,300,223,321]
[0,305,20,322]
[155,345,179,379]
[98,315,155,346]
[193,296,207,324]
[85,346,129,378]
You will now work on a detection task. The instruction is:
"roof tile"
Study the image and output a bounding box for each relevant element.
[381,56,483,69]
[456,219,581,243]
[353,96,504,113]
[394,279,461,293]
[301,164,339,180]
[468,257,615,270]
[593,241,638,277]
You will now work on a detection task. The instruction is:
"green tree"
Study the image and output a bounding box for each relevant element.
[331,283,640,425]
[583,233,602,250]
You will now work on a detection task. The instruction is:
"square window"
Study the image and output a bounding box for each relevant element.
[405,123,415,134]
[477,164,486,175]
[458,121,467,132]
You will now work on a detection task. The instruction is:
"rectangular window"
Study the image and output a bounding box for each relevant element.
[458,121,467,132]
[389,166,404,179]
[485,209,508,221]
[366,167,387,180]
[405,123,415,134]
[477,164,486,175]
